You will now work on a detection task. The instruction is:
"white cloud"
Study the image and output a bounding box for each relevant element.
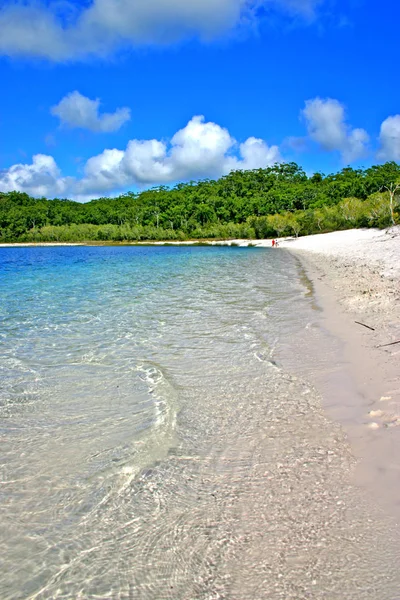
[78,115,281,194]
[233,137,281,169]
[123,140,171,183]
[168,115,235,179]
[0,116,281,198]
[0,0,325,61]
[0,154,71,197]
[81,148,127,194]
[51,91,131,132]
[377,115,400,161]
[302,97,369,162]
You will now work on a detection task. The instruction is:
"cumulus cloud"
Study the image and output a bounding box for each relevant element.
[77,115,281,194]
[377,115,400,161]
[0,0,325,61]
[235,137,281,169]
[0,115,281,198]
[82,149,127,194]
[167,115,235,179]
[51,91,131,132]
[302,97,369,162]
[0,154,71,197]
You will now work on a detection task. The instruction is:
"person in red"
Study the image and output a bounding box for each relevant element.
[272,239,275,247]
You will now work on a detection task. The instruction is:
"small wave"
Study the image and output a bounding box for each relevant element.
[254,351,281,370]
[136,362,178,432]
[137,364,165,387]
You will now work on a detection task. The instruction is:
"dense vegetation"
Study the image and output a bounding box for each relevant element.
[1,161,399,243]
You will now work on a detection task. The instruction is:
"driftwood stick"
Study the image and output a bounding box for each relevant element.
[377,340,400,348]
[354,321,375,331]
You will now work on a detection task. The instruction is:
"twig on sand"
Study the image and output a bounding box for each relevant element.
[377,340,400,348]
[355,321,375,331]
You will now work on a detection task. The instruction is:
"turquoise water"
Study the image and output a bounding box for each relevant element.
[1,246,400,599]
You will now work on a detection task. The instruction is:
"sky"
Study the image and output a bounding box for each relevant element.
[0,0,399,201]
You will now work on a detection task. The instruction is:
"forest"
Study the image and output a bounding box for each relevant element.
[0,161,399,243]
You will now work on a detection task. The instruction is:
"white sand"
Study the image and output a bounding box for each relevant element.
[279,227,400,279]
[278,227,400,319]
[277,226,400,520]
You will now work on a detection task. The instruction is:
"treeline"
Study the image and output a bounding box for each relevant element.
[0,161,399,243]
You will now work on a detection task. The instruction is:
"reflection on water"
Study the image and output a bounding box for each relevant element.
[0,246,399,599]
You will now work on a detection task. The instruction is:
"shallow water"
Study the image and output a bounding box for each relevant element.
[1,246,400,599]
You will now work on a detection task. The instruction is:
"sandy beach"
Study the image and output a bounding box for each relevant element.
[277,227,400,520]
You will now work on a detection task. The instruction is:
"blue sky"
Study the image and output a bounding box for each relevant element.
[0,0,399,200]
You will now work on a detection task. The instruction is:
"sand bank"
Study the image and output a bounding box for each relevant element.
[279,227,400,519]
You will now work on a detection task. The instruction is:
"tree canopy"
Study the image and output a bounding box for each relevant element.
[1,161,399,243]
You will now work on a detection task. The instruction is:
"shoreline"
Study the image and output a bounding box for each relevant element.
[0,226,395,250]
[281,227,400,521]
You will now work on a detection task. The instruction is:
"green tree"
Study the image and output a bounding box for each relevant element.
[382,181,400,226]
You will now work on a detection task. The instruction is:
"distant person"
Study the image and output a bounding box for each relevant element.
[272,239,275,247]
[275,240,279,247]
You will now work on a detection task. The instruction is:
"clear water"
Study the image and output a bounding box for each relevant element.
[1,246,400,599]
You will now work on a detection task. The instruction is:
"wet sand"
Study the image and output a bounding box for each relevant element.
[281,227,400,522]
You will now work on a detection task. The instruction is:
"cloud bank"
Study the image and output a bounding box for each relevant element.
[2,98,398,200]
[0,115,281,198]
[51,91,131,133]
[0,0,324,61]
